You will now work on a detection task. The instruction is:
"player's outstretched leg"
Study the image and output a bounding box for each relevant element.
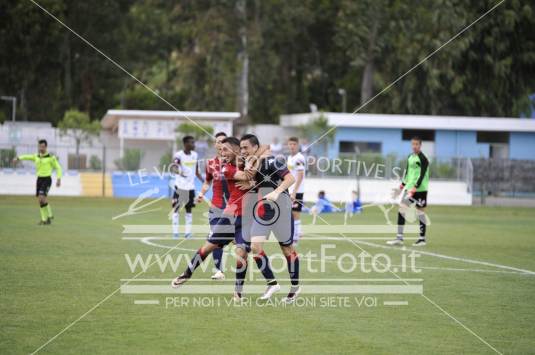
[211,247,225,280]
[171,243,215,287]
[251,240,280,300]
[281,245,300,303]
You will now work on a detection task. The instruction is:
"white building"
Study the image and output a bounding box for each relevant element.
[100,110,239,169]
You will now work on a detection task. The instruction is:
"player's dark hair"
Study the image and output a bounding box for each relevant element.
[182,135,194,144]
[240,134,259,147]
[215,131,227,138]
[411,136,422,143]
[38,139,47,146]
[288,136,299,143]
[222,136,240,147]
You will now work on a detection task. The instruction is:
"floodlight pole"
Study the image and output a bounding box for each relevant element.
[0,96,17,121]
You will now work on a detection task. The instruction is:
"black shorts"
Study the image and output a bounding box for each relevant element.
[403,190,428,208]
[292,193,304,212]
[172,188,195,210]
[36,177,52,196]
[207,216,250,252]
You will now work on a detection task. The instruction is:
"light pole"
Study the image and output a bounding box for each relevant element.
[0,96,17,122]
[337,89,347,113]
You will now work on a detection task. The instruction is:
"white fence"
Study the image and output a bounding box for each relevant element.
[303,178,472,206]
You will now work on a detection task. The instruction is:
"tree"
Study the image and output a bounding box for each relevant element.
[58,109,100,168]
[298,113,336,157]
[1,0,534,124]
[175,122,214,141]
[114,148,143,171]
[335,0,389,106]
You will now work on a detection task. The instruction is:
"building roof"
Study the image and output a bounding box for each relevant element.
[280,112,535,133]
[101,109,240,129]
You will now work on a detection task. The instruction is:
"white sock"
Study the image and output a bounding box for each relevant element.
[172,212,179,235]
[185,213,192,235]
[293,220,301,243]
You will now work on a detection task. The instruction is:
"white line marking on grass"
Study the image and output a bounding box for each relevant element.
[121,224,420,234]
[134,236,531,276]
[350,238,535,276]
[122,236,420,240]
[31,238,188,354]
[121,278,423,282]
[308,227,506,353]
[134,300,160,305]
[122,284,423,295]
[384,301,408,306]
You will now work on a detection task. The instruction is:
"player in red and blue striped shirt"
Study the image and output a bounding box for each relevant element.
[196,132,229,280]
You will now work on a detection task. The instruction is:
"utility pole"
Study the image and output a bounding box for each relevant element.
[337,89,347,113]
[0,96,17,121]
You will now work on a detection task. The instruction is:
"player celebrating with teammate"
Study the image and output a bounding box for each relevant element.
[240,134,300,303]
[196,131,228,280]
[388,136,430,246]
[171,135,203,239]
[172,136,263,300]
[287,137,306,244]
[13,139,62,225]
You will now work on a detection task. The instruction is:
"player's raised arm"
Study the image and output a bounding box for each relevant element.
[233,168,253,181]
[233,154,261,181]
[14,154,37,163]
[237,144,270,180]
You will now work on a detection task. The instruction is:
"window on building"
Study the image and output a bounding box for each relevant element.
[402,129,435,141]
[477,131,509,144]
[339,141,382,154]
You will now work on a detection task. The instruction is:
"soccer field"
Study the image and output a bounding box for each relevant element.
[1,195,535,354]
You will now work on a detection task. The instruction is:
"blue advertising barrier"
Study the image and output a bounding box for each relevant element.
[111,172,210,199]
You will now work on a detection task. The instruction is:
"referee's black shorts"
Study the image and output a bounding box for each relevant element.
[36,176,52,196]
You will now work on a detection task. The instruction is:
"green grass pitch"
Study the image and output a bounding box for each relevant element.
[1,195,535,354]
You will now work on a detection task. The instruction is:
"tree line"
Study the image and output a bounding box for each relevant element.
[0,0,533,125]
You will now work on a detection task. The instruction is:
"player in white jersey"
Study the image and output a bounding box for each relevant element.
[287,137,306,244]
[172,135,203,239]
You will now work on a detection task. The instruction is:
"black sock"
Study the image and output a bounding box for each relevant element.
[184,248,209,277]
[254,251,277,284]
[418,213,427,239]
[235,258,248,293]
[397,212,405,238]
[286,251,300,286]
[213,247,223,271]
